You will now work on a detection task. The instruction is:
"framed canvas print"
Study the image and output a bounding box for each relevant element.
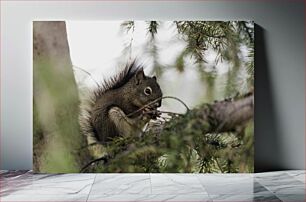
[33,21,254,173]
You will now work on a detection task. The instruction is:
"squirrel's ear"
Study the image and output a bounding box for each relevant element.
[152,76,156,80]
[135,68,145,85]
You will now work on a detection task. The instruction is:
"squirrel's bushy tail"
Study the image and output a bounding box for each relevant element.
[79,60,143,147]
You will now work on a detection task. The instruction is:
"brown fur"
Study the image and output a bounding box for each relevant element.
[80,61,162,144]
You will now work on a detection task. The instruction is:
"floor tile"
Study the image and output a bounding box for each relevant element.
[88,194,211,202]
[90,174,151,195]
[1,170,306,202]
[286,170,306,183]
[256,173,305,195]
[255,171,290,179]
[0,170,8,174]
[1,172,46,196]
[254,170,292,176]
[1,173,96,196]
[210,194,281,202]
[0,194,88,201]
[150,174,208,195]
[253,194,282,201]
[253,181,272,194]
[197,174,254,195]
[0,170,31,179]
[275,194,306,202]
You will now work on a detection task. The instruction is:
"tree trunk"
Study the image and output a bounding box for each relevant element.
[33,21,88,173]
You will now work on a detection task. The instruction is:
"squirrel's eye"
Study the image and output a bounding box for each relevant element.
[144,87,152,95]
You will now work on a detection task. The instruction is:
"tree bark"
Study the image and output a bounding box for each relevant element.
[33,21,89,173]
[197,93,253,134]
[154,93,254,138]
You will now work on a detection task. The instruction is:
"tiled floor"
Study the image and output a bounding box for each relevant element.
[0,170,305,201]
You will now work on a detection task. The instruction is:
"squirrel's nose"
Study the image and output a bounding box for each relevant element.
[156,100,162,107]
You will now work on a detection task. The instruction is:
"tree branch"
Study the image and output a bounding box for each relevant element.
[151,93,254,136]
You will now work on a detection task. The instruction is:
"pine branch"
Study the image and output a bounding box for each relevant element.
[84,92,254,173]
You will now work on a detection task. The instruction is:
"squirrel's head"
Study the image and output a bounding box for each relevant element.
[128,68,162,110]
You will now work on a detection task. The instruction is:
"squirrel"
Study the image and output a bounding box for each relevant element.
[80,60,163,147]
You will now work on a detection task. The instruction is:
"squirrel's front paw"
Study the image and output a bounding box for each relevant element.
[109,107,126,119]
[142,108,159,120]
